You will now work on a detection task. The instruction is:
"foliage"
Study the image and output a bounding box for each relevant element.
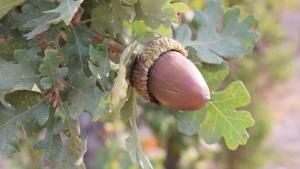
[0,0,259,168]
[216,0,296,169]
[176,0,259,64]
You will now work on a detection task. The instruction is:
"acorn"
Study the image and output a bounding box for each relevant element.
[132,37,210,111]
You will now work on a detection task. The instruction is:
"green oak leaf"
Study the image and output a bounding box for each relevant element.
[88,43,111,86]
[0,104,17,156]
[22,13,58,40]
[5,90,49,126]
[89,43,108,67]
[34,113,62,161]
[0,39,19,61]
[162,1,189,22]
[0,90,48,155]
[11,1,58,39]
[198,63,229,90]
[91,0,135,34]
[67,72,109,120]
[0,0,25,20]
[58,135,87,169]
[35,116,87,168]
[175,0,259,64]
[12,2,55,28]
[39,49,68,90]
[15,48,42,73]
[0,58,39,92]
[44,0,84,25]
[200,81,255,150]
[130,20,172,42]
[60,26,91,72]
[175,63,228,136]
[136,0,188,28]
[175,109,206,136]
[58,118,87,169]
[125,92,153,169]
[34,132,62,161]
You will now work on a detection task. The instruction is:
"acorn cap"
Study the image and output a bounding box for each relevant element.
[132,37,188,102]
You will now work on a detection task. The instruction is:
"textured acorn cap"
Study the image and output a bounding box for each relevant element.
[132,37,188,102]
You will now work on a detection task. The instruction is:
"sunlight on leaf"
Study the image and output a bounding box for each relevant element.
[44,0,84,25]
[23,13,58,40]
[110,65,128,112]
[109,41,137,113]
[0,0,25,20]
[200,81,255,150]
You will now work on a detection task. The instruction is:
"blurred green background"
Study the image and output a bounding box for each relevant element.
[1,0,300,169]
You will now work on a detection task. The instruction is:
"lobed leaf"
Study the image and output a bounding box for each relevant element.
[130,20,172,42]
[88,43,111,87]
[34,131,62,161]
[137,0,188,28]
[34,114,87,168]
[175,63,228,136]
[0,58,39,92]
[0,91,48,155]
[91,0,135,34]
[39,49,68,90]
[60,26,91,70]
[67,72,109,120]
[15,48,42,73]
[12,0,59,39]
[175,0,259,64]
[200,81,255,150]
[44,0,84,25]
[22,13,58,40]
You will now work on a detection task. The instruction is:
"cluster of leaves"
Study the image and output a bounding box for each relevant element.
[0,0,258,168]
[174,0,258,150]
[215,0,296,169]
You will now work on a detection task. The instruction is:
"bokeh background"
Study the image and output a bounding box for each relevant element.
[1,0,300,169]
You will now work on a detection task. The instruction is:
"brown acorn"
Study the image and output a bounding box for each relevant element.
[132,37,210,111]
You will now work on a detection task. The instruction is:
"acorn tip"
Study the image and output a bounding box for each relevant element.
[204,95,211,101]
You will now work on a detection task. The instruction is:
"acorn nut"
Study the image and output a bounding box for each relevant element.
[132,37,210,111]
